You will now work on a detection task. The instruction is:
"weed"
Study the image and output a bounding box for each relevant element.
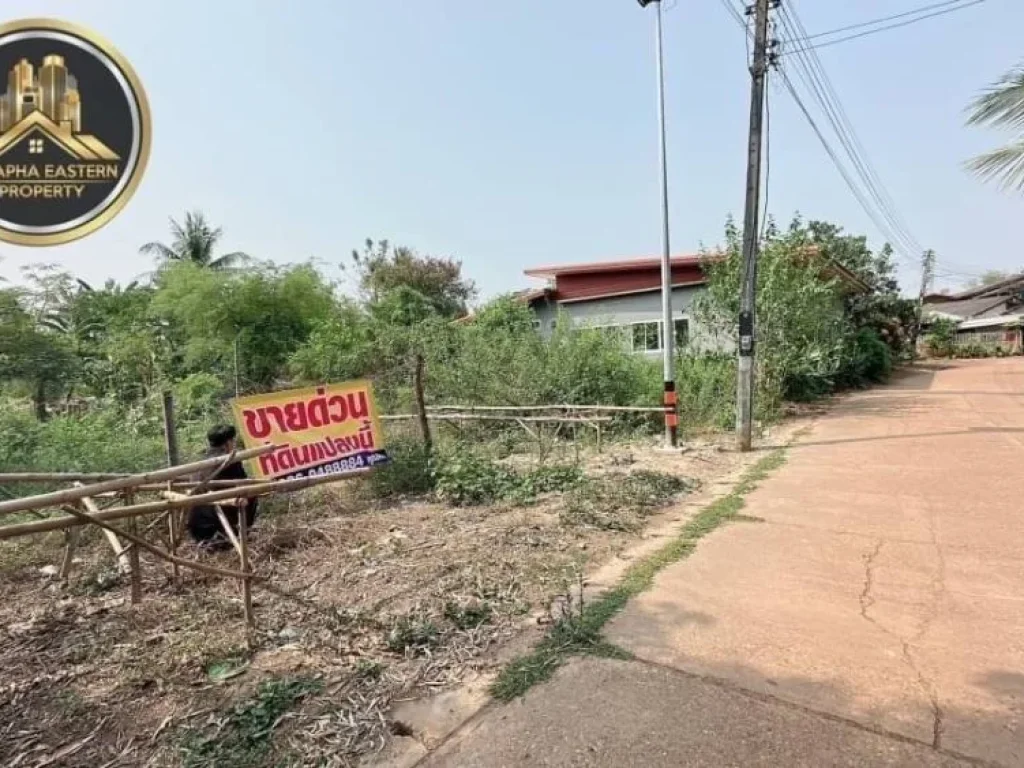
[492,449,787,701]
[179,676,322,768]
[205,655,249,683]
[385,616,440,654]
[444,600,493,630]
[433,447,581,507]
[560,470,691,532]
[56,688,88,717]
[354,659,386,679]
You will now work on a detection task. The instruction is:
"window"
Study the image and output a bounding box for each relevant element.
[531,319,541,332]
[631,321,661,352]
[673,318,690,348]
[549,319,558,332]
[28,137,44,154]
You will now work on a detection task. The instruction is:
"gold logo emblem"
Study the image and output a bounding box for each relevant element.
[0,19,151,246]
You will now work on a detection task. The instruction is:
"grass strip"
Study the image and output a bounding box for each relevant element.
[491,447,788,701]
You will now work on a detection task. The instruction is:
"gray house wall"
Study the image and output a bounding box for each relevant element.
[530,285,730,354]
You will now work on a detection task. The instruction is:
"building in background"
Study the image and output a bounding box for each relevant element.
[520,252,870,356]
[521,255,716,354]
[923,275,1024,353]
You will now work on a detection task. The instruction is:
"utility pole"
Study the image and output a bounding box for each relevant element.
[913,249,936,358]
[736,0,773,452]
[638,0,678,448]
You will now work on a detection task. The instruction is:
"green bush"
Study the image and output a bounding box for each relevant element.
[675,354,737,431]
[835,329,892,389]
[432,446,582,506]
[924,318,958,358]
[367,434,435,498]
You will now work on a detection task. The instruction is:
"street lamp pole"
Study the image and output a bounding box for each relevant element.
[639,0,678,449]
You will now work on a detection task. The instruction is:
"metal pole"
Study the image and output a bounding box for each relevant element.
[642,0,678,448]
[736,0,771,452]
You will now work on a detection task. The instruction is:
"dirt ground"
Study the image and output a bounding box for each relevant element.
[0,419,812,767]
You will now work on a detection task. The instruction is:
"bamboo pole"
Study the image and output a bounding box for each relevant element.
[0,445,276,516]
[125,491,142,605]
[0,475,266,487]
[426,404,665,413]
[214,505,243,556]
[0,472,354,539]
[238,502,254,633]
[59,527,80,582]
[381,414,612,424]
[50,502,260,582]
[78,488,131,574]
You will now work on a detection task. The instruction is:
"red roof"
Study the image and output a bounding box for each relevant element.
[522,247,869,303]
[524,253,715,279]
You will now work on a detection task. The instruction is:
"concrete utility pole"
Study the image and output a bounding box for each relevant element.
[638,0,678,449]
[913,249,936,357]
[735,0,773,452]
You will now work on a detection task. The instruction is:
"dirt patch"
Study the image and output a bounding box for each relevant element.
[0,423,803,766]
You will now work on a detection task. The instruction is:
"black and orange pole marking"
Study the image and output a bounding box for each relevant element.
[664,381,678,447]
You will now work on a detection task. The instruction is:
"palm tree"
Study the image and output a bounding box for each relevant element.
[966,62,1024,192]
[140,210,250,269]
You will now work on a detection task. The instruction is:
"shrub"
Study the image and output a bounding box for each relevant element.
[674,354,737,431]
[386,616,440,654]
[433,446,582,506]
[924,318,958,358]
[367,434,435,498]
[835,329,892,389]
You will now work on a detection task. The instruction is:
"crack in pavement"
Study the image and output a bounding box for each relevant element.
[858,536,945,749]
[858,539,883,620]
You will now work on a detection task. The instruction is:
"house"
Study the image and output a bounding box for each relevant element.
[922,274,1024,352]
[520,252,870,355]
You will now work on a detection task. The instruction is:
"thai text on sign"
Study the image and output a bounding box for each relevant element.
[230,381,391,481]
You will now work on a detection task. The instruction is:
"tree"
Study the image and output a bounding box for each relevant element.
[140,211,250,269]
[348,239,476,318]
[149,262,337,392]
[0,288,76,419]
[966,62,1024,192]
[967,270,1014,288]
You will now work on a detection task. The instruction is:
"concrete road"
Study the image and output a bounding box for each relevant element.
[423,361,1024,767]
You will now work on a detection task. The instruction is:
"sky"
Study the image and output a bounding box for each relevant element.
[0,0,1020,298]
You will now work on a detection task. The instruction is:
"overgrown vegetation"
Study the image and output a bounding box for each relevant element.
[179,676,322,768]
[561,471,691,532]
[1,214,909,485]
[490,448,788,701]
[433,449,583,506]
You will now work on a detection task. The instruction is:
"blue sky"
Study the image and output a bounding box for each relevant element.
[0,0,1019,297]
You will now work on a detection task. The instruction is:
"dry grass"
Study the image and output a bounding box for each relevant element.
[0,428,776,766]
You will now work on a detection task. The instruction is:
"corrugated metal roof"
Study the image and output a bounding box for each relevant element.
[923,296,1010,320]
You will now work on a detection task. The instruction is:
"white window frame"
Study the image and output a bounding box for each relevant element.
[569,316,691,354]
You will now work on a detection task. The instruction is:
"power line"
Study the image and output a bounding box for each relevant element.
[778,4,925,263]
[718,0,983,280]
[796,0,978,42]
[783,0,986,56]
[719,0,911,260]
[779,2,984,277]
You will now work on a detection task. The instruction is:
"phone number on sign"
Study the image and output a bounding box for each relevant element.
[283,454,367,480]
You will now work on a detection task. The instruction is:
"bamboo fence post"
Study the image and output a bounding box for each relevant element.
[125,491,142,604]
[162,392,181,581]
[214,505,243,556]
[59,526,80,582]
[238,501,254,635]
[413,353,432,455]
[75,485,130,574]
